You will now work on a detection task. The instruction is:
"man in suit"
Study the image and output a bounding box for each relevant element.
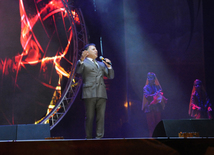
[75,43,114,139]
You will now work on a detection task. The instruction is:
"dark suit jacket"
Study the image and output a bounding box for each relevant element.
[75,58,114,99]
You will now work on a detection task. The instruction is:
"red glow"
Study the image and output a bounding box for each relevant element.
[17,0,80,85]
[0,0,81,125]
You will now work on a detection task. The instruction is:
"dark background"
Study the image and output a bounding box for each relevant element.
[203,0,214,111]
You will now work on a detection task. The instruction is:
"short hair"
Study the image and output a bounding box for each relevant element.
[84,43,96,50]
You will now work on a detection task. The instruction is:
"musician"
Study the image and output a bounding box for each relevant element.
[75,43,114,139]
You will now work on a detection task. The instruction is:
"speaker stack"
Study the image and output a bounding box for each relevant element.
[152,119,214,137]
[0,124,50,140]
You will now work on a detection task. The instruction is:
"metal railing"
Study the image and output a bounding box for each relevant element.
[39,1,88,130]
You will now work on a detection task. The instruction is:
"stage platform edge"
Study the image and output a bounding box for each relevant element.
[0,138,214,155]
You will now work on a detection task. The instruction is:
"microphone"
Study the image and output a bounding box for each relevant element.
[99,56,112,65]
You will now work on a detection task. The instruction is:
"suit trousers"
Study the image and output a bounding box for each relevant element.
[84,98,106,139]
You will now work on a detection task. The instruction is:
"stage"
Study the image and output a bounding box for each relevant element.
[1,137,214,155]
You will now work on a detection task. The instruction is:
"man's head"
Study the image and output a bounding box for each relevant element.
[147,72,156,85]
[84,43,98,60]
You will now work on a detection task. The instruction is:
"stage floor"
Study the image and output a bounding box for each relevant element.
[1,137,214,155]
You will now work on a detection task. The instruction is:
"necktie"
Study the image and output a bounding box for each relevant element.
[93,60,98,68]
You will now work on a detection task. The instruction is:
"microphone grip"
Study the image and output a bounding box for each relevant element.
[106,61,112,66]
[99,56,112,65]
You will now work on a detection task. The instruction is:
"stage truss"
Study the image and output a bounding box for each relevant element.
[38,1,87,129]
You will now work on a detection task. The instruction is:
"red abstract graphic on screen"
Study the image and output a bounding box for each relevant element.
[0,0,80,125]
